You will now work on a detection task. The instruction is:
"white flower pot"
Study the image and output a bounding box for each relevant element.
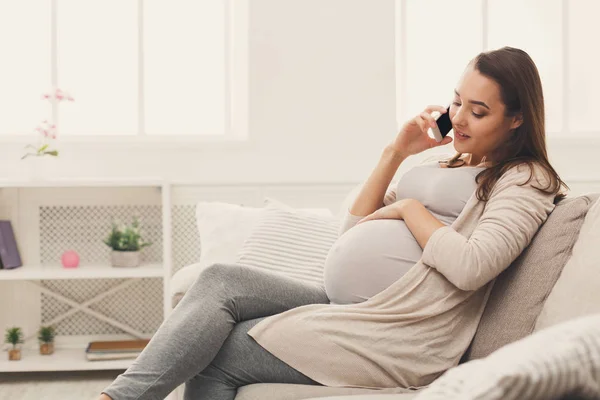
[111,250,141,268]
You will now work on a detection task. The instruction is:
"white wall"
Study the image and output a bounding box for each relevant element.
[0,0,597,187]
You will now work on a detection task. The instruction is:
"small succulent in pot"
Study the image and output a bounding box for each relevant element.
[4,327,24,361]
[38,325,56,355]
[103,216,152,267]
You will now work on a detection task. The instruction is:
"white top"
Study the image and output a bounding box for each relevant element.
[324,162,485,305]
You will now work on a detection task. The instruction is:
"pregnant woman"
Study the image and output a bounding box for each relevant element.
[100,46,567,400]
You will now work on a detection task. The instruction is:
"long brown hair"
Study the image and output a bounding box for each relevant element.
[445,47,568,202]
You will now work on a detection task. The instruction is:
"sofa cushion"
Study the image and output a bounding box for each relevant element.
[461,193,600,362]
[170,202,264,306]
[171,201,334,307]
[236,198,340,286]
[534,197,600,330]
[235,383,418,400]
[412,314,600,400]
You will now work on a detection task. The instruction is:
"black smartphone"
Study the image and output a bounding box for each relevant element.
[431,106,452,142]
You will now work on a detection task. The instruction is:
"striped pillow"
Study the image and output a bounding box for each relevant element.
[414,314,600,400]
[236,198,340,286]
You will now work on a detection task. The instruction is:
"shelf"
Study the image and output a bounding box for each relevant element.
[0,347,133,372]
[0,263,164,280]
[0,177,165,188]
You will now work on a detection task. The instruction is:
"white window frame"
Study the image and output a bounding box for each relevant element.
[395,0,600,147]
[0,0,249,149]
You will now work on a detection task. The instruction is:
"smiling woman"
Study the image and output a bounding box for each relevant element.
[99,46,569,400]
[444,48,566,203]
[321,48,568,306]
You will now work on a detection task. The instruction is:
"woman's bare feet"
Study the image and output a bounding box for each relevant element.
[98,394,113,400]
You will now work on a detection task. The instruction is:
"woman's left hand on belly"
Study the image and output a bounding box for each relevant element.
[357,199,417,224]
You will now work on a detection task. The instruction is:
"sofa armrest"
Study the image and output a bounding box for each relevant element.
[170,262,206,308]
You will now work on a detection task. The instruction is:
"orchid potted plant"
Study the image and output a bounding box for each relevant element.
[21,88,74,161]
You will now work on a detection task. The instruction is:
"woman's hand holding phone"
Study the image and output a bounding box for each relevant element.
[390,105,453,158]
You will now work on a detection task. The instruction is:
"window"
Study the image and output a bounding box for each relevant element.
[395,0,600,138]
[0,0,248,140]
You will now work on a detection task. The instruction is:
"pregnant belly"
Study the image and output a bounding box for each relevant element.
[324,219,424,305]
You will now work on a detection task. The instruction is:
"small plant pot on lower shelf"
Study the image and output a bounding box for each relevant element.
[8,349,21,361]
[40,342,54,355]
[111,250,141,268]
[5,327,24,361]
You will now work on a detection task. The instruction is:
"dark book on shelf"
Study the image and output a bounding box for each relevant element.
[0,220,22,270]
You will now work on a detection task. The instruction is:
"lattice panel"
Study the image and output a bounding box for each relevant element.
[39,205,164,336]
[41,279,163,335]
[41,295,71,321]
[172,205,201,274]
[39,205,163,265]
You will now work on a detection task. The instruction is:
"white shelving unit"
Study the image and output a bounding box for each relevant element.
[0,348,134,372]
[0,263,164,281]
[0,177,173,373]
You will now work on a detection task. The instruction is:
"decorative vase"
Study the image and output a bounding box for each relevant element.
[40,342,54,355]
[61,250,80,268]
[111,250,141,268]
[8,349,21,361]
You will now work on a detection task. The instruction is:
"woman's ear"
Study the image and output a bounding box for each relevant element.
[510,113,524,130]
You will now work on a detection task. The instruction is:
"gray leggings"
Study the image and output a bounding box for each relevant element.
[102,263,331,400]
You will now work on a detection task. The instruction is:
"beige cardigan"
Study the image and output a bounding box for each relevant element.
[247,155,556,390]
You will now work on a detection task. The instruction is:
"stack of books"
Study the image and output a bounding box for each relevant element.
[85,339,150,361]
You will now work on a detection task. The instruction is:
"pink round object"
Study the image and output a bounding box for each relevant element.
[61,250,80,268]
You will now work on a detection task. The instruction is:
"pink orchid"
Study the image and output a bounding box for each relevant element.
[42,87,75,103]
[35,120,57,138]
[22,88,74,160]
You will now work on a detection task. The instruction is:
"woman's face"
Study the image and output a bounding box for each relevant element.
[449,66,522,164]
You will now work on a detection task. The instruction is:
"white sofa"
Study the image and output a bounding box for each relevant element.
[170,188,600,400]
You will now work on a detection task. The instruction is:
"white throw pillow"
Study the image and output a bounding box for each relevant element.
[170,202,264,300]
[236,198,340,286]
[413,314,600,400]
[534,197,600,331]
[195,202,264,268]
[171,200,336,300]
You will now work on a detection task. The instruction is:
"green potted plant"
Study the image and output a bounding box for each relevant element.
[103,217,152,268]
[4,327,24,361]
[38,325,56,355]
